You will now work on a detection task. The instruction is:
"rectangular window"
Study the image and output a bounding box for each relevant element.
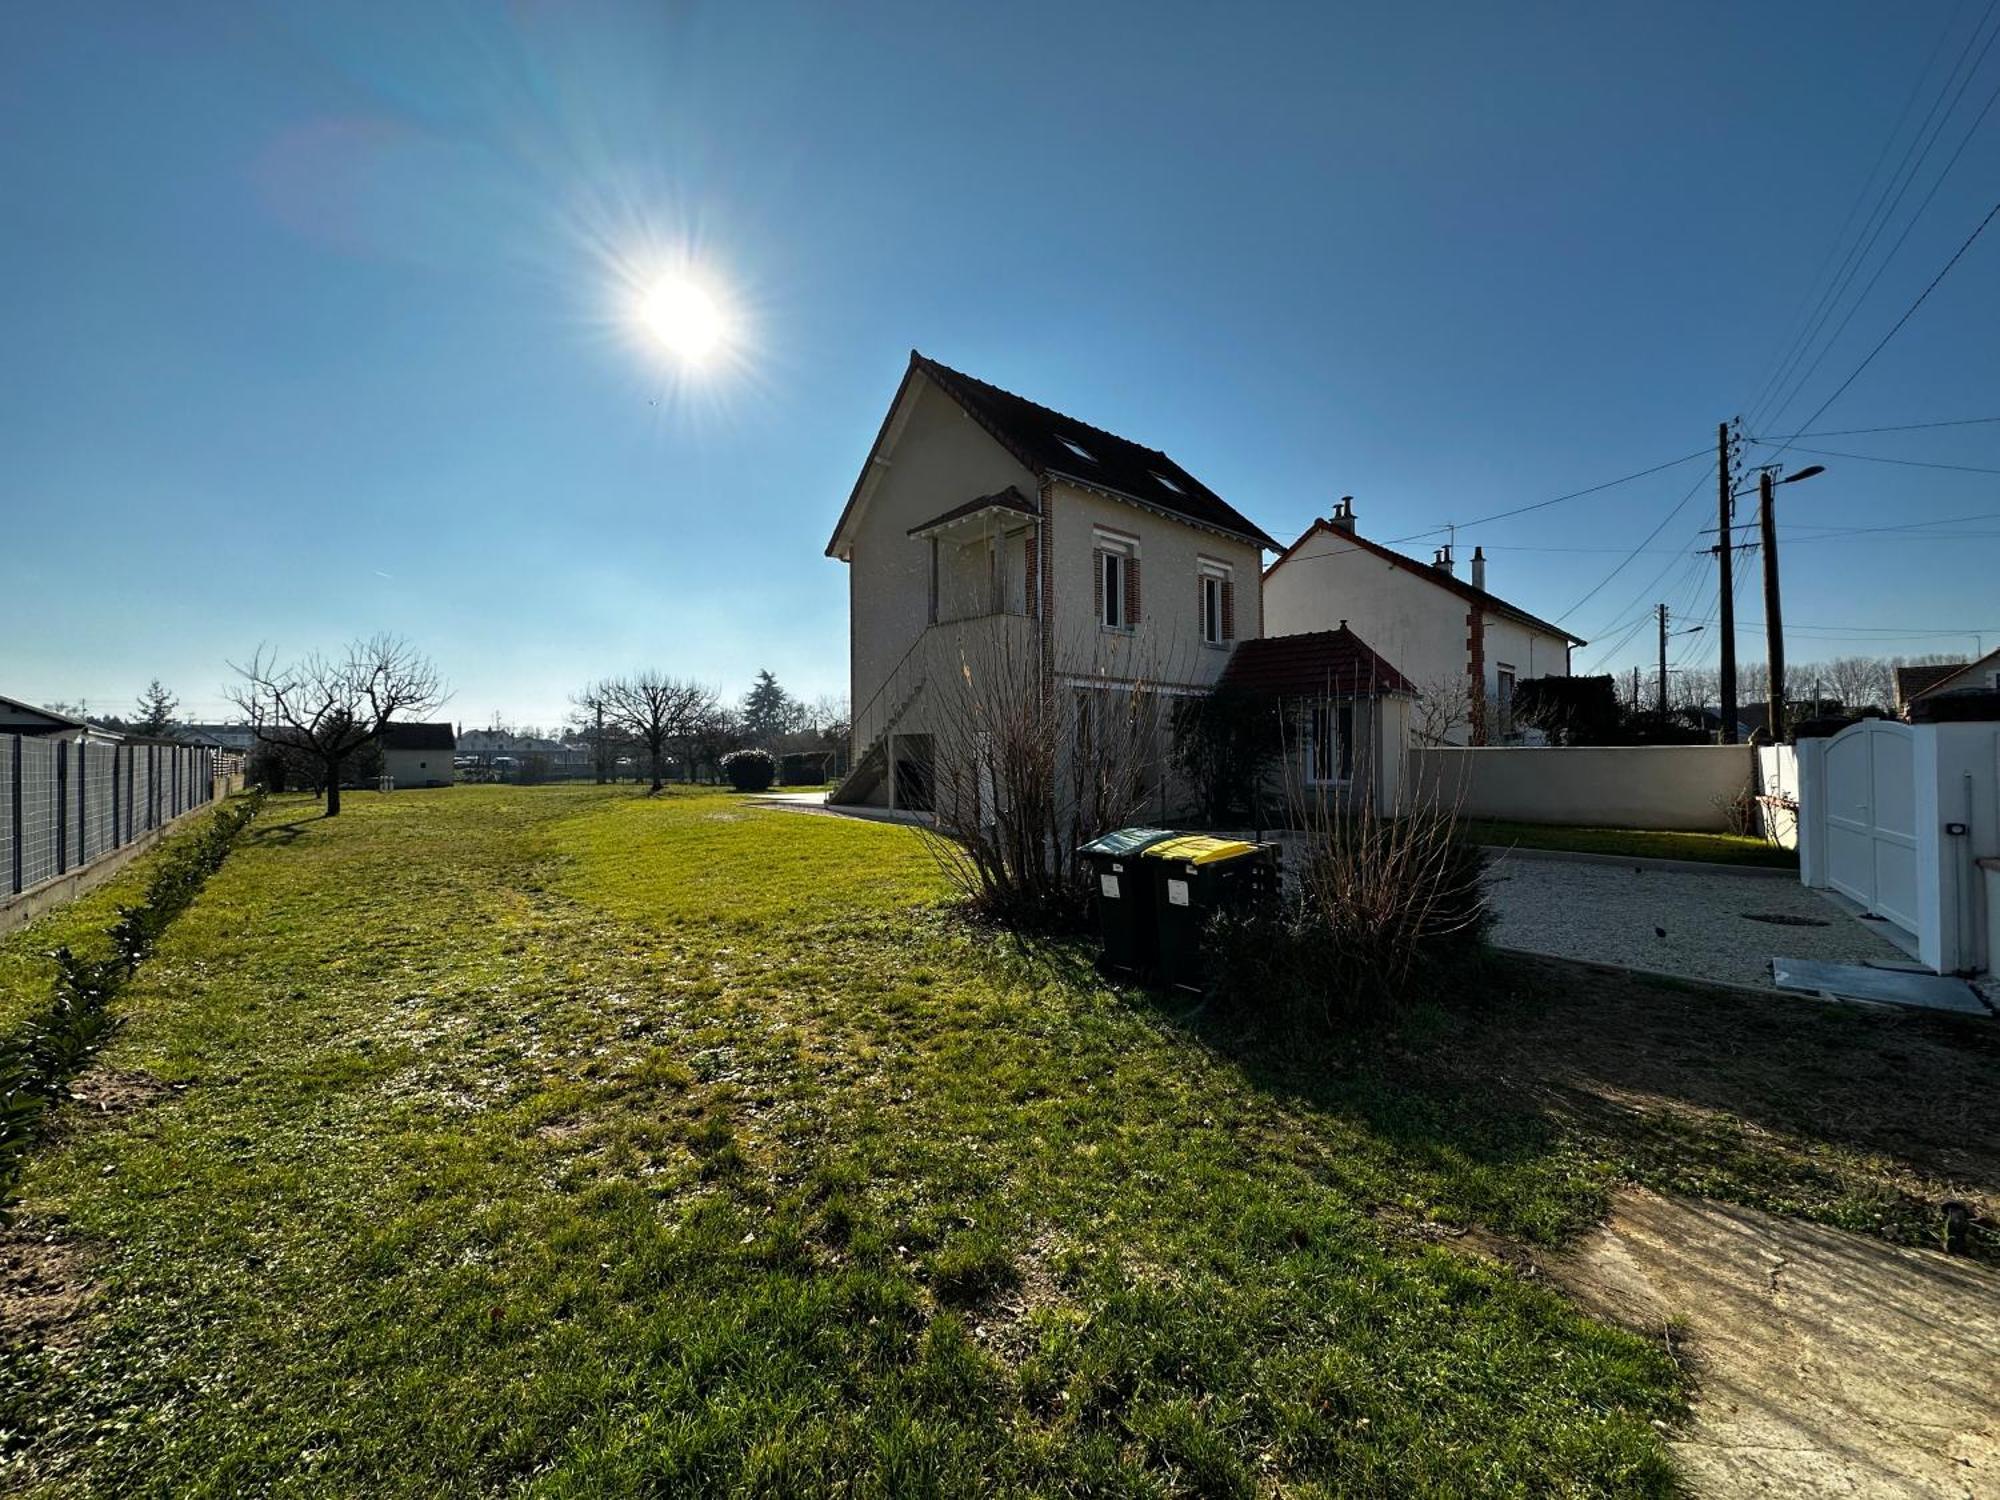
[1496,666,1516,737]
[1307,701,1355,784]
[1198,560,1232,646]
[1094,530,1139,632]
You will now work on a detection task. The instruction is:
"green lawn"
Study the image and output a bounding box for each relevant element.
[1458,819,1798,869]
[4,785,1988,1495]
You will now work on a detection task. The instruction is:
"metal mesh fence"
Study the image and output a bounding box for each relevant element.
[16,739,58,891]
[82,743,117,862]
[4,736,217,899]
[0,738,12,892]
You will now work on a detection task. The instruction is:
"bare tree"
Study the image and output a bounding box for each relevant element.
[1821,655,1892,712]
[228,635,446,816]
[600,674,716,792]
[1409,672,1473,746]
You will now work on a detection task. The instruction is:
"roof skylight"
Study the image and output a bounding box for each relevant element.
[1150,470,1185,495]
[1056,436,1096,462]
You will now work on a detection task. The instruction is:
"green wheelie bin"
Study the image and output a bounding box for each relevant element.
[1077,827,1180,975]
[1143,835,1279,989]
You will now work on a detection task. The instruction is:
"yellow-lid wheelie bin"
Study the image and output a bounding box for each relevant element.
[1143,835,1279,989]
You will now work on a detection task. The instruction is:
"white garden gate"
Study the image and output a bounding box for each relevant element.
[1820,719,1919,934]
[1797,716,2000,974]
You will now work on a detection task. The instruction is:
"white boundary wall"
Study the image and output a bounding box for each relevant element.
[1408,744,1755,832]
[1757,744,1800,850]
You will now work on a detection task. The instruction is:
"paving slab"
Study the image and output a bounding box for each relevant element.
[1549,1189,1999,1499]
[1773,956,1990,1014]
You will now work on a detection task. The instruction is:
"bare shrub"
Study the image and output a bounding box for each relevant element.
[919,625,1174,931]
[1211,748,1489,1027]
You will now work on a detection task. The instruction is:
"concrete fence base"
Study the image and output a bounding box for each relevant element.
[1,773,243,938]
[1407,743,1756,832]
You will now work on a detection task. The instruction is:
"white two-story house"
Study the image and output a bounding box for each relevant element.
[1263,498,1584,745]
[824,352,1279,811]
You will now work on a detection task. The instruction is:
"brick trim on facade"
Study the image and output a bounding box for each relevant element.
[1465,607,1487,746]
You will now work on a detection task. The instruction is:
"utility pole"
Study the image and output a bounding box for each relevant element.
[1715,421,1738,742]
[1657,602,1670,718]
[1631,665,1640,712]
[1760,468,1785,743]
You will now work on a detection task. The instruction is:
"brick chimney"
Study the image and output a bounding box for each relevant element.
[1328,496,1356,533]
[1471,545,1486,591]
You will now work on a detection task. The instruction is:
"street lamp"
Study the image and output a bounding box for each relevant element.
[1758,463,1828,743]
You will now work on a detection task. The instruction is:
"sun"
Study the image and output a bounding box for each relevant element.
[638,276,725,361]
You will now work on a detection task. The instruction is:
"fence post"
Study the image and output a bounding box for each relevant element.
[111,744,122,849]
[76,739,87,865]
[55,741,69,877]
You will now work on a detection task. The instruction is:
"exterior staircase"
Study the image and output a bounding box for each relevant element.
[829,644,928,806]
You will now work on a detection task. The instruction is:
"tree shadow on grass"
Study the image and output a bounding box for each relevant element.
[243,815,325,848]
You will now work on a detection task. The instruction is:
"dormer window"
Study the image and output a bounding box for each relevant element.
[1057,436,1096,463]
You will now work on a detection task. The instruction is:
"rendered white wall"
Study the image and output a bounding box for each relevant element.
[1409,743,1755,831]
[1047,480,1262,690]
[841,375,1039,741]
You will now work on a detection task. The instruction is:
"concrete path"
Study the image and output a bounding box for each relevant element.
[744,791,933,828]
[1549,1189,1998,1498]
[1483,852,1919,994]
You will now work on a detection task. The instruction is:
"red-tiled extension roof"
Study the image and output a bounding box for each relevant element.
[1219,627,1415,698]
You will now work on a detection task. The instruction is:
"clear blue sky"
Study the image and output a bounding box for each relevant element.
[6,2,1997,728]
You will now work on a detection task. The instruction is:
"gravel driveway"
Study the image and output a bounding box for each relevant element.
[1483,852,1913,992]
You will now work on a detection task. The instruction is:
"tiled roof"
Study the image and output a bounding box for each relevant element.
[1895,662,1972,705]
[381,721,457,751]
[1266,521,1587,646]
[1219,627,1415,698]
[907,485,1040,537]
[914,355,1278,549]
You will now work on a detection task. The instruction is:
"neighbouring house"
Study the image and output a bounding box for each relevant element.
[178,721,259,754]
[380,722,456,789]
[0,694,124,745]
[1216,627,1416,812]
[825,351,1283,813]
[1262,498,1584,745]
[1895,649,2000,714]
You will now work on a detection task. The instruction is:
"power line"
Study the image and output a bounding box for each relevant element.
[1769,192,2000,454]
[1557,464,1715,625]
[1438,448,1711,534]
[1752,0,2000,432]
[1765,445,2000,475]
[1740,0,1981,424]
[1275,447,1713,563]
[1749,414,2000,439]
[1759,3,2000,431]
